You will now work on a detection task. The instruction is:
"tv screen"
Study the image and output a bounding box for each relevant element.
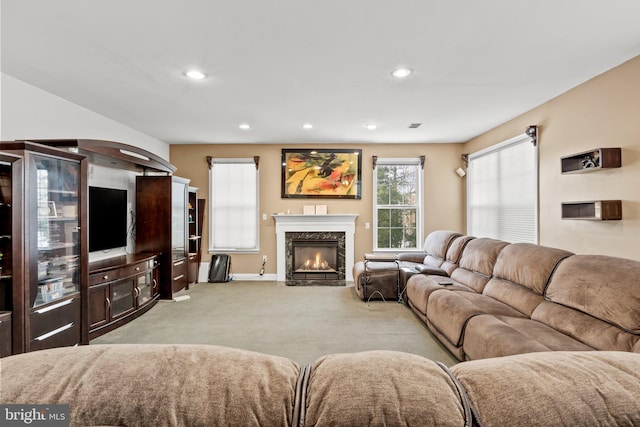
[89,186,128,252]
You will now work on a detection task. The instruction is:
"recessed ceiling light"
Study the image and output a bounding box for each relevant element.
[302,123,313,129]
[185,70,206,80]
[238,123,251,130]
[391,67,413,79]
[365,123,377,130]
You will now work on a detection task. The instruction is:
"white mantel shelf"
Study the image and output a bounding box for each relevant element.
[273,214,358,282]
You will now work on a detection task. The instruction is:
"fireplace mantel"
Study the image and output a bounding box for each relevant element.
[273,214,358,282]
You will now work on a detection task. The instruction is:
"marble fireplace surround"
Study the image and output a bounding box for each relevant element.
[273,214,358,282]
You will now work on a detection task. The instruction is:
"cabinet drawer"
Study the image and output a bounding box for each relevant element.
[172,258,188,292]
[90,269,121,286]
[30,321,80,352]
[121,261,152,278]
[30,296,81,342]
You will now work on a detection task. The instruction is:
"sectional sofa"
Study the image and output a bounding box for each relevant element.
[2,344,640,426]
[353,230,640,361]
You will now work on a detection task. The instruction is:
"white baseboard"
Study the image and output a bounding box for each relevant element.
[198,262,276,282]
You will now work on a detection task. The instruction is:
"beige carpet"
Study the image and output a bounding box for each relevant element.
[92,281,458,366]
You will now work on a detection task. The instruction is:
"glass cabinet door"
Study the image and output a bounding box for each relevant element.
[171,179,187,260]
[32,155,80,308]
[136,272,152,306]
[110,281,135,318]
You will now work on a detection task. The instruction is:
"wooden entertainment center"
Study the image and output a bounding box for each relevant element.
[0,139,199,355]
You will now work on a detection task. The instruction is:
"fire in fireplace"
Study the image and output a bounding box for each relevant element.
[292,240,339,280]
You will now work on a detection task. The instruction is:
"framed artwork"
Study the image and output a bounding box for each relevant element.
[281,148,362,199]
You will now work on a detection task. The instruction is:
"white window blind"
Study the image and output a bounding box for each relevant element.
[209,158,259,251]
[467,134,538,244]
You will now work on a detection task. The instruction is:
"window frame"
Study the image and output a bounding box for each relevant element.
[208,157,260,253]
[373,157,424,252]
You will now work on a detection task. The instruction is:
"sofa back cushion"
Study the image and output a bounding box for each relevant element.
[449,238,509,292]
[451,351,640,427]
[545,255,640,334]
[440,235,475,275]
[482,243,573,316]
[305,351,468,426]
[421,230,462,267]
[0,344,300,426]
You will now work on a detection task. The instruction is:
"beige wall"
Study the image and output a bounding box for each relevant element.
[464,55,640,259]
[170,143,465,275]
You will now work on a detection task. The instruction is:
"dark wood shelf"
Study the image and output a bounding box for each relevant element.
[561,148,621,174]
[561,200,622,220]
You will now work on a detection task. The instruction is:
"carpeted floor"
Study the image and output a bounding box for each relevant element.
[91,281,458,366]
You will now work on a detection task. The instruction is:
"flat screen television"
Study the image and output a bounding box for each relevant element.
[89,186,128,252]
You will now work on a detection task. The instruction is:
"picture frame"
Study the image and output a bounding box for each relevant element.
[281,148,362,199]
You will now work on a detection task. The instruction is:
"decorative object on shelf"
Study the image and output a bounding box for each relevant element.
[303,205,315,215]
[315,204,328,215]
[281,148,362,199]
[561,148,621,174]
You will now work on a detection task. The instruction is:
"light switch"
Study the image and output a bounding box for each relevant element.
[365,222,370,229]
[262,213,267,220]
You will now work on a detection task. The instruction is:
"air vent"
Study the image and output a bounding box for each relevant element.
[409,123,422,128]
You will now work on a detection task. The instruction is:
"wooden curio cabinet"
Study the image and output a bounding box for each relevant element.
[0,142,88,353]
[0,151,24,356]
[136,176,189,299]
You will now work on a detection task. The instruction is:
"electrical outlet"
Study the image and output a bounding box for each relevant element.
[262,255,267,263]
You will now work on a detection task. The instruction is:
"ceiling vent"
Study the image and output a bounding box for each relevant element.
[409,123,422,128]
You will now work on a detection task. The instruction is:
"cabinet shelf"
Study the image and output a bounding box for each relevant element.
[561,148,621,174]
[561,200,622,220]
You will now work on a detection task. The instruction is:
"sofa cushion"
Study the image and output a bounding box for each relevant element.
[406,274,476,317]
[0,344,299,427]
[449,238,510,292]
[462,314,593,360]
[480,241,571,317]
[532,301,640,352]
[427,290,525,346]
[439,235,475,275]
[451,351,640,427]
[305,351,467,426]
[421,230,463,263]
[489,243,573,294]
[545,255,640,334]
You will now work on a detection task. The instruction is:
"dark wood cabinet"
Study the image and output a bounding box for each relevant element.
[0,142,88,353]
[88,253,159,339]
[0,151,23,355]
[187,187,203,284]
[136,176,189,299]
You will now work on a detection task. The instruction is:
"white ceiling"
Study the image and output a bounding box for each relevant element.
[2,1,640,145]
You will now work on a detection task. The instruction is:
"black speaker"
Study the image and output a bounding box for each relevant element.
[208,254,231,283]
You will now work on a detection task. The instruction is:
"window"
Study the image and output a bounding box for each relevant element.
[374,158,424,251]
[467,133,538,243]
[208,158,259,252]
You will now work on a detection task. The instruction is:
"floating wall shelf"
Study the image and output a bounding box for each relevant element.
[561,200,622,220]
[561,148,621,174]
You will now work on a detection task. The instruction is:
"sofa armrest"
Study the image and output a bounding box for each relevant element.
[397,253,426,263]
[415,264,449,276]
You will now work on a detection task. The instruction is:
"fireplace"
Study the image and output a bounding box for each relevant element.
[292,239,340,280]
[285,231,345,284]
[273,214,357,283]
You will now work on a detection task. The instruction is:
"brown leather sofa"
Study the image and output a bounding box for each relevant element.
[403,231,640,361]
[353,230,640,361]
[2,344,640,426]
